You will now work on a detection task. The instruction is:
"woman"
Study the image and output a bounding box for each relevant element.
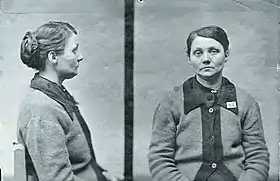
[148,25,270,181]
[17,21,121,181]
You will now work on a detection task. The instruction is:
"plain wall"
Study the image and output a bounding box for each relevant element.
[134,0,279,180]
[0,0,124,179]
[263,0,279,6]
[0,1,279,181]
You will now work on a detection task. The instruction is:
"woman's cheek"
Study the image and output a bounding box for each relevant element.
[193,61,201,71]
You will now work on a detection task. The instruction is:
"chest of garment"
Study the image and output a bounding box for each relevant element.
[57,110,92,166]
[175,105,244,160]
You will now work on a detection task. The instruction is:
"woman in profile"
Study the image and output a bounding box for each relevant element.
[148,25,270,181]
[17,21,121,181]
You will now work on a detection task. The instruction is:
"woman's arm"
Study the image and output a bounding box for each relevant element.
[19,105,94,181]
[238,100,270,181]
[148,97,190,181]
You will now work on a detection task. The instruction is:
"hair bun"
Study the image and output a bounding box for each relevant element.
[20,31,38,68]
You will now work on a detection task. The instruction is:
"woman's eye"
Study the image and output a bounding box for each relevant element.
[194,51,202,57]
[210,49,218,54]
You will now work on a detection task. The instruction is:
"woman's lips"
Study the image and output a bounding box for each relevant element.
[200,67,214,70]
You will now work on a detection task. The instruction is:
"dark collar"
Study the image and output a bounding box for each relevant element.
[183,76,238,115]
[30,73,77,120]
[30,74,102,165]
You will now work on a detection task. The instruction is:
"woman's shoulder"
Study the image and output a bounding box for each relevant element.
[232,84,257,106]
[235,86,255,101]
[18,88,68,128]
[154,83,186,116]
[20,87,61,109]
[159,84,184,103]
[17,88,71,134]
[158,77,198,103]
[224,77,259,109]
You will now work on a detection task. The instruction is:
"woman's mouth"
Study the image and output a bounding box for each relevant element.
[200,67,214,70]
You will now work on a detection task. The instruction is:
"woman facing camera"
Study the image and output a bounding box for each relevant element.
[148,25,270,181]
[17,21,121,181]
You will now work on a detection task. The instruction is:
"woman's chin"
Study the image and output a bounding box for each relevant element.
[63,72,78,80]
[196,69,222,79]
[197,72,217,78]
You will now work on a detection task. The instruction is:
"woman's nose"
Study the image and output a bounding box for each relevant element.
[77,53,83,62]
[202,52,210,64]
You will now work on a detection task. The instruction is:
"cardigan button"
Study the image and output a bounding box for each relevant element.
[211,90,217,93]
[209,135,214,141]
[211,163,217,169]
[209,108,214,113]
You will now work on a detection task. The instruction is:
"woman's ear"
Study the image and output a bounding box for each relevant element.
[47,51,58,65]
[185,48,191,62]
[187,56,191,64]
[225,49,230,62]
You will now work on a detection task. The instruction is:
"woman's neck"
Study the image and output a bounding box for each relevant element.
[39,71,64,86]
[196,73,222,91]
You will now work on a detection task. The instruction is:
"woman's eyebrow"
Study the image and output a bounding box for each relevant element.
[208,46,219,50]
[193,47,203,51]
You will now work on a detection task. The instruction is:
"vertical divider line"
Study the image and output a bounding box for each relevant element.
[124,0,134,181]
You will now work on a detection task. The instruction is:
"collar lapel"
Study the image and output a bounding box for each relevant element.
[30,73,76,120]
[217,77,238,115]
[183,77,205,114]
[183,76,238,115]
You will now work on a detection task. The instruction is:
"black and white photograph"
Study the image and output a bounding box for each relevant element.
[0,0,279,181]
[134,0,279,181]
[0,0,124,181]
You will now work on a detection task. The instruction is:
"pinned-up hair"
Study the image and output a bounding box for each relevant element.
[185,25,229,57]
[20,21,77,70]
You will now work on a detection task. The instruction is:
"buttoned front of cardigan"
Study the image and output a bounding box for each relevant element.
[17,73,106,181]
[148,76,269,181]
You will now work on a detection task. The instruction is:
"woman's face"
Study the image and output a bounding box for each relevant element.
[55,33,83,79]
[188,36,229,79]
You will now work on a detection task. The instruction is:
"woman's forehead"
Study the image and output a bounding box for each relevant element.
[191,36,223,49]
[66,34,79,49]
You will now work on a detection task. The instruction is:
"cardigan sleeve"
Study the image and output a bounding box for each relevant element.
[148,96,190,181]
[19,105,89,181]
[238,100,270,181]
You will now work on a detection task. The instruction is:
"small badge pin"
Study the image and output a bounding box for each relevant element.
[226,101,237,108]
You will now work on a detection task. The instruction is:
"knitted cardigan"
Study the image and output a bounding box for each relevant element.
[148,76,269,181]
[17,73,106,181]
